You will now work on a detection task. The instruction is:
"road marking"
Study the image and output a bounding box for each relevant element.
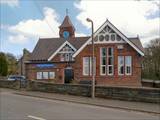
[28,115,46,120]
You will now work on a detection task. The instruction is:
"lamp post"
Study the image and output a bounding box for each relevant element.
[86,18,95,98]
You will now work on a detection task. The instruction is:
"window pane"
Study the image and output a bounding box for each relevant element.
[43,72,48,79]
[108,57,113,65]
[118,56,124,75]
[108,47,113,56]
[83,57,89,75]
[108,66,113,75]
[37,72,42,79]
[49,72,55,79]
[105,34,109,41]
[102,57,106,65]
[102,48,106,56]
[102,66,106,74]
[125,56,132,75]
[99,35,105,41]
[125,56,131,66]
[111,34,115,41]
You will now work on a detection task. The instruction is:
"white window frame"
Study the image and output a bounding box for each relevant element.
[100,47,107,75]
[125,56,132,75]
[107,47,114,75]
[83,57,96,76]
[49,72,55,79]
[42,72,49,79]
[83,57,89,76]
[118,56,125,75]
[37,72,42,80]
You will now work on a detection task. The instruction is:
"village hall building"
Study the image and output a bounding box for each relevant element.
[26,15,144,86]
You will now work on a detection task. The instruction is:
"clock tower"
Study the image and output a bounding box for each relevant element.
[59,15,75,39]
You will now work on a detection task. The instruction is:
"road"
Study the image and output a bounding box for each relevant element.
[0,90,159,120]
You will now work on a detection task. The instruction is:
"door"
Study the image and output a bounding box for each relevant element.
[64,67,74,83]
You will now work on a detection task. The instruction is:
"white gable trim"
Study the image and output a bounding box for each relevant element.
[48,41,77,61]
[73,20,144,57]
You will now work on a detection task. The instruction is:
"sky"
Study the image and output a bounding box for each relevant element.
[0,0,160,56]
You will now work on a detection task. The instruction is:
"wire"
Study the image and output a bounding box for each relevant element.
[33,1,56,35]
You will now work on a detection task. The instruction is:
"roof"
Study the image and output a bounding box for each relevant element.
[128,37,144,53]
[59,15,75,31]
[29,37,89,61]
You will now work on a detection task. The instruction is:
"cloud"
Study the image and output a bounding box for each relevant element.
[9,7,60,38]
[74,0,160,46]
[0,0,19,7]
[7,7,60,44]
[8,34,28,44]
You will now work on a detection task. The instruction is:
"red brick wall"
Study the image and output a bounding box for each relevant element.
[25,63,68,84]
[73,43,142,86]
[26,43,142,86]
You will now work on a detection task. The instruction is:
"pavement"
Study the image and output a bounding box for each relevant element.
[0,88,159,120]
[1,88,159,115]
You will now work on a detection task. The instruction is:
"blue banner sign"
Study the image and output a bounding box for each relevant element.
[36,64,55,68]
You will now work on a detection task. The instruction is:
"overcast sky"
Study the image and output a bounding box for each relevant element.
[0,0,159,56]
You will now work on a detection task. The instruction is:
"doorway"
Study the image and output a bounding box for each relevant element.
[64,67,74,83]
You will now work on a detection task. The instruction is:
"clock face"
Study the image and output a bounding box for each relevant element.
[63,31,70,39]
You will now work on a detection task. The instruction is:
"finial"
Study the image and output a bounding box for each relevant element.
[66,8,68,16]
[106,18,108,21]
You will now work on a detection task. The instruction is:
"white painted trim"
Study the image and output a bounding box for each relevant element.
[125,56,132,75]
[48,41,77,61]
[100,47,107,76]
[73,20,144,57]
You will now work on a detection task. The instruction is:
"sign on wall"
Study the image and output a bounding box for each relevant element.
[36,64,56,68]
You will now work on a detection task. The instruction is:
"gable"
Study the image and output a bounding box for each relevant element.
[73,20,144,57]
[93,25,126,44]
[48,41,76,61]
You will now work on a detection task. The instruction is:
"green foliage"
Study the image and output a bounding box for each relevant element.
[142,38,160,80]
[0,52,8,76]
[5,53,18,74]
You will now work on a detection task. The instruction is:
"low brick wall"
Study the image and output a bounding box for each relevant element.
[27,80,160,103]
[27,80,91,97]
[0,80,20,90]
[141,79,160,88]
[96,86,160,103]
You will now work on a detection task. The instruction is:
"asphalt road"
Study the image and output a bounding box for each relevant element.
[0,90,159,120]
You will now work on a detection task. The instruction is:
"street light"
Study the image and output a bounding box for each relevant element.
[86,18,95,98]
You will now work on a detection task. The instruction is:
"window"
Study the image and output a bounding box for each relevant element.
[111,34,116,41]
[118,56,132,76]
[49,72,55,79]
[36,71,56,80]
[99,34,105,41]
[83,57,96,76]
[37,72,42,79]
[105,34,109,41]
[100,48,107,75]
[100,47,114,76]
[125,56,132,75]
[83,57,90,75]
[43,72,48,79]
[59,44,74,62]
[107,47,114,75]
[118,56,124,75]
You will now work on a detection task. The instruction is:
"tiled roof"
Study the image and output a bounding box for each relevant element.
[29,37,89,61]
[59,15,75,31]
[128,37,144,53]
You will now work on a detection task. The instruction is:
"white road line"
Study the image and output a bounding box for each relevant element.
[28,115,46,120]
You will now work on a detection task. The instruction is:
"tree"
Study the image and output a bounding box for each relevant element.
[0,52,8,76]
[142,38,160,80]
[5,53,18,75]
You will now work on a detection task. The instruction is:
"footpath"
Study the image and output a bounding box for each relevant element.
[1,88,160,115]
